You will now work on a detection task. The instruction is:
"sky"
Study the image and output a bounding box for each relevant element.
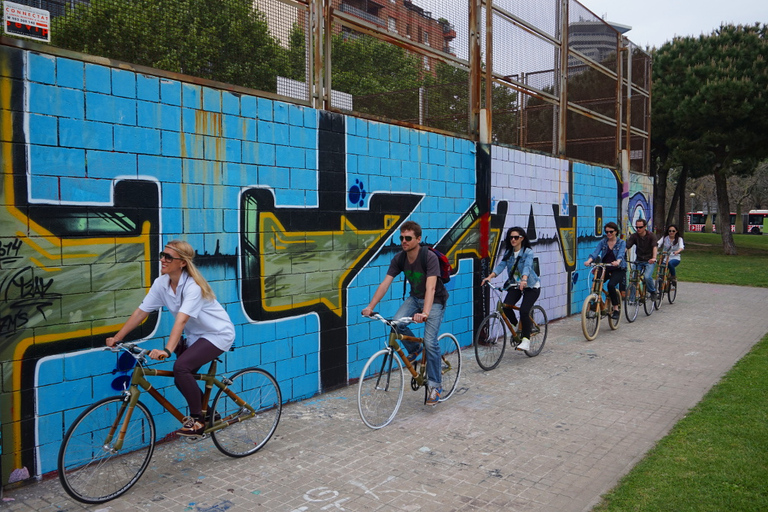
[581,0,768,49]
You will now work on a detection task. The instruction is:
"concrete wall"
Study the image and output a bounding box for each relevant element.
[0,42,652,484]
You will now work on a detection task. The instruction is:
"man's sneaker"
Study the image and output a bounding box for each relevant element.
[611,310,620,321]
[516,337,531,351]
[650,291,657,301]
[406,348,422,367]
[426,387,441,406]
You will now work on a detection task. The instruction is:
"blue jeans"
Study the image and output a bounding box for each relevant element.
[393,296,445,390]
[637,261,656,293]
[668,259,681,277]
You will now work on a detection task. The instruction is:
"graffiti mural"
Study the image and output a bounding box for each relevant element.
[0,41,652,486]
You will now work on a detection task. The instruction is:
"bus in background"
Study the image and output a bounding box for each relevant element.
[686,212,736,233]
[747,210,768,234]
[687,211,708,232]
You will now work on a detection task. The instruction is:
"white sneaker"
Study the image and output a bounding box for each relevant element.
[517,337,531,351]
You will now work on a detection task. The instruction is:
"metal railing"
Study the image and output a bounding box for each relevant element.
[2,0,651,172]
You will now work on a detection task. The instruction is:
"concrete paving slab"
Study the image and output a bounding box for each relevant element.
[4,282,768,512]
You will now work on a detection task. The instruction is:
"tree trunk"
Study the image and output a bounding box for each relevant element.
[677,167,688,232]
[713,167,738,255]
[654,166,670,236]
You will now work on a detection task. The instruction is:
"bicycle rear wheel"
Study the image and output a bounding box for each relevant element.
[644,287,655,316]
[624,282,639,323]
[358,349,404,429]
[668,280,677,303]
[654,278,664,310]
[58,397,155,504]
[211,368,282,457]
[524,305,548,356]
[473,313,508,370]
[437,333,461,401]
[581,294,600,341]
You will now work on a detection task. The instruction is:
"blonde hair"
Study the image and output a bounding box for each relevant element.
[165,240,216,301]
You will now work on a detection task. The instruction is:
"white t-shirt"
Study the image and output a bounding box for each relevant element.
[658,236,685,262]
[139,273,235,351]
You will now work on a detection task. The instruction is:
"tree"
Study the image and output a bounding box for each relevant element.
[652,24,768,254]
[52,0,288,93]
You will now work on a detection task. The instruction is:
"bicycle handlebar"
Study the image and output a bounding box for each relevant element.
[108,342,151,361]
[364,313,415,327]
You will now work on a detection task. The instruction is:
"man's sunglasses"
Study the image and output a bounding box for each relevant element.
[635,225,646,229]
[159,251,183,261]
[399,235,414,242]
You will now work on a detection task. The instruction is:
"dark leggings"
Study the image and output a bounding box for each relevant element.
[503,287,541,338]
[173,338,223,418]
[605,269,626,307]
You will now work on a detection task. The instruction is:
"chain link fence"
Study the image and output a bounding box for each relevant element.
[2,0,651,171]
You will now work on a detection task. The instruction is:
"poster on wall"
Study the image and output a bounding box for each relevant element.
[4,1,50,42]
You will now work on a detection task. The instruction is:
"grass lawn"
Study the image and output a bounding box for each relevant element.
[593,231,768,511]
[676,232,768,288]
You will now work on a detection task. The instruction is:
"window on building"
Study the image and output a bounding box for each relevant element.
[424,32,429,46]
[388,17,397,33]
[423,55,430,71]
[406,24,411,38]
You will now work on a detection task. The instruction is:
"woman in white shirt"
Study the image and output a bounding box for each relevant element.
[657,224,685,282]
[106,240,235,436]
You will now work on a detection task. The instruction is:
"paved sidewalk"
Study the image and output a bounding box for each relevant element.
[5,282,768,512]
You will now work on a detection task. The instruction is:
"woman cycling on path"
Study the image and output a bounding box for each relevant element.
[584,222,626,321]
[658,224,685,283]
[482,227,541,352]
[106,240,235,437]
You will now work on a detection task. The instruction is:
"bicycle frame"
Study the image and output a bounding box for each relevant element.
[488,284,542,339]
[109,346,255,449]
[656,252,671,292]
[587,265,613,311]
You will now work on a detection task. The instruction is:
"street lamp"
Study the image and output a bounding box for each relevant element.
[688,193,696,232]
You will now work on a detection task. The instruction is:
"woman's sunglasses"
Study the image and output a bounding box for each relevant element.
[509,235,522,240]
[399,235,414,242]
[668,229,677,233]
[605,229,615,234]
[159,251,183,261]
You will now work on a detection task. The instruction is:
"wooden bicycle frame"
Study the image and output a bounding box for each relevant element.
[491,289,542,338]
[590,265,614,312]
[656,252,671,293]
[108,357,255,451]
[386,330,427,386]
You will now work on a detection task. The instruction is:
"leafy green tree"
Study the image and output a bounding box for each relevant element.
[653,24,768,254]
[52,0,288,92]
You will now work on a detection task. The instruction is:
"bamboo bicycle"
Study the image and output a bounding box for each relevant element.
[357,314,461,429]
[624,261,654,322]
[581,263,621,341]
[473,283,548,370]
[58,342,282,504]
[653,250,678,309]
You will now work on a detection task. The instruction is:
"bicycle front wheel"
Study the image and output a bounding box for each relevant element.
[358,349,404,429]
[624,282,639,323]
[474,313,508,370]
[668,280,677,303]
[58,397,155,504]
[581,294,600,341]
[437,333,461,401]
[525,306,548,356]
[211,368,282,458]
